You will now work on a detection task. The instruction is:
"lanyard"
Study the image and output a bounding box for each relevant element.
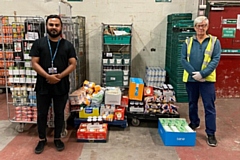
[47,36,60,67]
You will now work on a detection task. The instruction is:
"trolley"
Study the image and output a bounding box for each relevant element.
[1,1,81,136]
[0,15,45,132]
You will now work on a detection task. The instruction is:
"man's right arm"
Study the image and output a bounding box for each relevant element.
[31,57,49,78]
[31,57,60,84]
[181,42,195,75]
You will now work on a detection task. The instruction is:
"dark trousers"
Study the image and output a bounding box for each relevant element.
[36,93,68,139]
[186,82,216,135]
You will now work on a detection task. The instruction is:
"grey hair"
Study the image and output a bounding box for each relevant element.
[194,16,209,26]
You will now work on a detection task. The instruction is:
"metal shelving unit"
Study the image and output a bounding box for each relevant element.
[101,23,132,88]
[73,16,86,89]
[0,15,45,132]
[60,16,86,91]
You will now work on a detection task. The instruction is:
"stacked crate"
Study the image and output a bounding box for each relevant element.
[165,13,195,102]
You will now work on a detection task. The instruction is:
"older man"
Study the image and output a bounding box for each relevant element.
[181,16,221,147]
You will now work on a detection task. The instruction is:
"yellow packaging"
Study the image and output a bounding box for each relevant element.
[79,107,99,118]
[94,85,101,92]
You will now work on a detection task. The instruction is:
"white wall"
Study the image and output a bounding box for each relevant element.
[0,0,198,84]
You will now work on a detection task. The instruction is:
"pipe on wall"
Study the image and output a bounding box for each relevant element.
[198,0,207,16]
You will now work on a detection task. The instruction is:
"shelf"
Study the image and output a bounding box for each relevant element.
[7,102,37,106]
[103,44,131,46]
[10,119,37,124]
[12,95,28,98]
[0,85,6,88]
[13,39,35,42]
[126,111,180,120]
[103,64,130,67]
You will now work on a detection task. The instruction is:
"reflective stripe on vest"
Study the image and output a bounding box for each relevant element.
[182,35,217,82]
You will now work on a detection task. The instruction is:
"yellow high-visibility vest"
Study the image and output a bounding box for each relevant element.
[182,35,217,82]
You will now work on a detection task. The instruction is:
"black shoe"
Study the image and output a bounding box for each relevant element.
[35,139,47,154]
[188,123,200,131]
[54,139,65,151]
[207,135,217,147]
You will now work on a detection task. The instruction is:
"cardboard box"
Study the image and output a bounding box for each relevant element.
[85,129,97,139]
[105,87,121,105]
[96,128,107,140]
[77,125,108,141]
[100,104,116,115]
[69,89,86,105]
[77,128,87,139]
[114,106,125,121]
[158,118,196,146]
[128,78,144,101]
[144,86,154,96]
[121,96,129,106]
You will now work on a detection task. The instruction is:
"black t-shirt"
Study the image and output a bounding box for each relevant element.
[29,36,77,95]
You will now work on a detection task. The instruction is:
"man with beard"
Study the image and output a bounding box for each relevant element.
[29,15,77,154]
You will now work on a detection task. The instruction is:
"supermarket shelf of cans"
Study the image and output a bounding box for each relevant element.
[12,90,37,123]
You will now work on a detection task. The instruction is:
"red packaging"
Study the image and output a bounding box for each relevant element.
[114,106,125,121]
[96,128,107,140]
[79,123,88,129]
[121,96,129,106]
[86,129,97,139]
[77,128,87,139]
[144,87,154,96]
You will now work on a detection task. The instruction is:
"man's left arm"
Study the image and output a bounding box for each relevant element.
[200,39,221,78]
[57,57,76,79]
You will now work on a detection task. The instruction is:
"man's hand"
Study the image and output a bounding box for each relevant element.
[46,74,61,84]
[192,72,202,81]
[56,73,62,79]
[198,78,206,82]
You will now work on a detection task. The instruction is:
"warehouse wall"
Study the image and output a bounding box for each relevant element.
[0,0,198,84]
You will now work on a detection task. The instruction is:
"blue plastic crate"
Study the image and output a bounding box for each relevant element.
[104,35,131,44]
[158,118,196,146]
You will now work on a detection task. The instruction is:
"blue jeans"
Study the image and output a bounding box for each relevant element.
[186,82,216,135]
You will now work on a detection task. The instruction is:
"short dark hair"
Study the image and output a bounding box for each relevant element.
[46,14,62,26]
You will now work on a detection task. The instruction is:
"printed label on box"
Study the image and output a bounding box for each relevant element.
[85,108,93,114]
[110,77,116,80]
[135,84,139,96]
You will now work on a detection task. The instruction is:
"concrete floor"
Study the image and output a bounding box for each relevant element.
[0,92,240,160]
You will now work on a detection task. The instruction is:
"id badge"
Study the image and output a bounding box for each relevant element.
[48,67,57,74]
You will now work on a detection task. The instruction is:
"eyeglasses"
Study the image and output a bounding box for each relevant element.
[195,24,208,28]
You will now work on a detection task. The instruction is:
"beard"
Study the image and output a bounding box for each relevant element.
[47,28,62,38]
